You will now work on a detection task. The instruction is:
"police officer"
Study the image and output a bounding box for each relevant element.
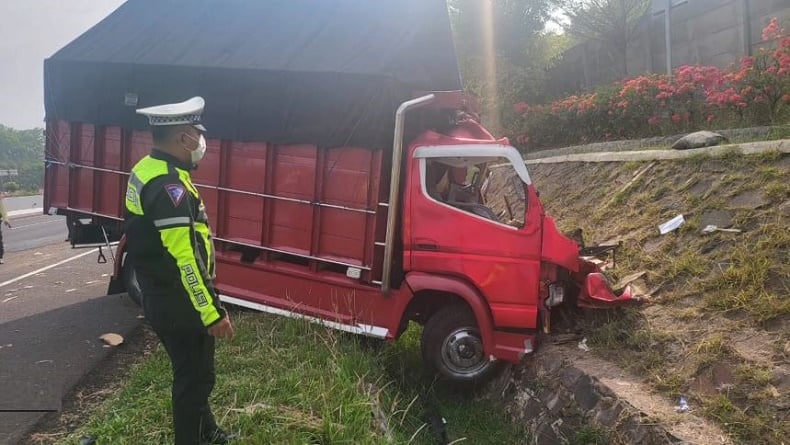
[125,97,235,444]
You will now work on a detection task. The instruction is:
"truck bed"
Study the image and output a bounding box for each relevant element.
[44,121,390,284]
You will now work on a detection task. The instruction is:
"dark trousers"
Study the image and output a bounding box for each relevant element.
[135,267,217,445]
[0,223,4,258]
[138,272,219,444]
[153,326,218,444]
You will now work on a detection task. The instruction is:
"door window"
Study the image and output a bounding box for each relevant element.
[422,157,526,228]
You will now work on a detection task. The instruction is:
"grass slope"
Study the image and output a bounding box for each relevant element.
[528,149,789,444]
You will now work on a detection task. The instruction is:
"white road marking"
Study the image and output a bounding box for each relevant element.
[7,209,43,218]
[9,219,62,229]
[0,249,100,289]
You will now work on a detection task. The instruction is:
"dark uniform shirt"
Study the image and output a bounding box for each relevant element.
[124,150,224,330]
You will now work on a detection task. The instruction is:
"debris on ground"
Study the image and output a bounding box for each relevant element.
[585,257,614,272]
[671,131,728,150]
[701,225,742,234]
[578,338,590,352]
[99,333,124,347]
[659,214,685,234]
[676,396,691,413]
[614,271,647,290]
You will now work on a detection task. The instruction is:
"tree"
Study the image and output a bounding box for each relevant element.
[4,182,20,193]
[448,0,568,132]
[560,0,651,77]
[0,125,44,192]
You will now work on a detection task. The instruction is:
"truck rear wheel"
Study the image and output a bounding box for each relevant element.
[421,304,498,384]
[123,262,144,307]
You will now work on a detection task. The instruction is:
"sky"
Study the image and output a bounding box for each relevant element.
[0,0,125,130]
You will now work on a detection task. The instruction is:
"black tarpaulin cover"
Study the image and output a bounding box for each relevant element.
[44,0,461,147]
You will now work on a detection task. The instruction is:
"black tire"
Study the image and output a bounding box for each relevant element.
[123,261,144,307]
[421,304,499,384]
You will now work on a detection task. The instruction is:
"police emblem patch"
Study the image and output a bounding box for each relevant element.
[165,184,186,206]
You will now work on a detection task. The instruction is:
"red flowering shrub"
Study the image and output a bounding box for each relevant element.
[511,18,790,150]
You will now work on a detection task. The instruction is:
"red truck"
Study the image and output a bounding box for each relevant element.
[43,0,637,383]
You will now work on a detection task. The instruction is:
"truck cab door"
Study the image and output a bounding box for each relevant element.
[403,145,543,330]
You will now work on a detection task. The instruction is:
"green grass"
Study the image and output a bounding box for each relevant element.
[701,224,790,322]
[734,364,773,387]
[55,314,523,445]
[762,182,790,201]
[702,394,775,444]
[569,425,610,445]
[765,125,790,141]
[530,151,790,444]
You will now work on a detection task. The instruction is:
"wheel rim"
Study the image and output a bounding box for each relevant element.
[440,327,488,376]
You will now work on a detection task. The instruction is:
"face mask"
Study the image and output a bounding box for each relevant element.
[184,133,207,164]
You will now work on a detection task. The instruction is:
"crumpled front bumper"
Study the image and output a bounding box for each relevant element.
[578,272,644,309]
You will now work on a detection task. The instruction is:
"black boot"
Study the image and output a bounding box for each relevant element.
[201,427,236,444]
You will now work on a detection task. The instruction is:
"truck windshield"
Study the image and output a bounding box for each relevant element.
[424,157,526,228]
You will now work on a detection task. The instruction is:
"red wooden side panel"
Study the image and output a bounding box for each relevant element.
[44,121,72,211]
[129,131,152,166]
[224,193,263,244]
[191,138,221,186]
[269,199,312,255]
[71,124,95,213]
[220,141,267,244]
[193,139,222,227]
[269,145,316,256]
[95,127,124,217]
[317,147,382,267]
[226,141,267,192]
[44,120,388,281]
[101,127,123,170]
[77,124,96,166]
[318,208,367,264]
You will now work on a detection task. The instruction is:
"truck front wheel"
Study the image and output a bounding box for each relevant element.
[421,304,498,384]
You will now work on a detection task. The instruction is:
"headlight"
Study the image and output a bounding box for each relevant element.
[546,283,564,307]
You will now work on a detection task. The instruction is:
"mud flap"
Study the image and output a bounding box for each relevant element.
[107,275,125,296]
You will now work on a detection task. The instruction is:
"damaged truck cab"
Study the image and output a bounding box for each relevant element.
[391,98,638,380]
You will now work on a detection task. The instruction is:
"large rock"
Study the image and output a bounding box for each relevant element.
[671,131,728,150]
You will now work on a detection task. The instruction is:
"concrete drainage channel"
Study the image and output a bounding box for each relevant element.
[524,139,790,165]
[521,125,788,161]
[488,339,732,445]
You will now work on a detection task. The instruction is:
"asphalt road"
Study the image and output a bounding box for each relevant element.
[2,196,43,213]
[0,216,141,445]
[4,215,66,254]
